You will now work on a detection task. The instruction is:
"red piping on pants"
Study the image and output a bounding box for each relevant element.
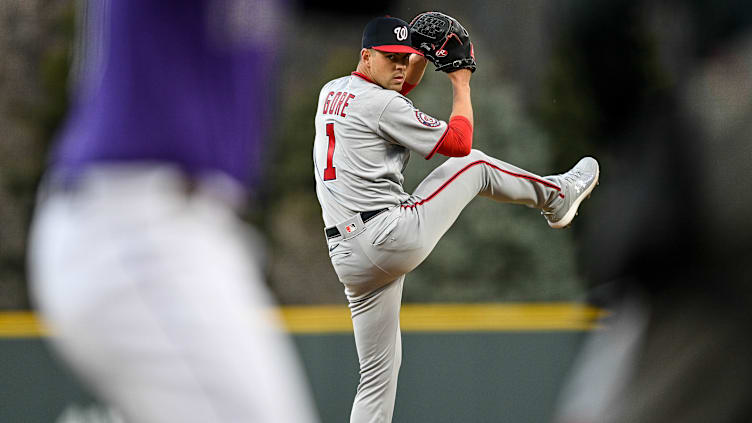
[401,160,564,209]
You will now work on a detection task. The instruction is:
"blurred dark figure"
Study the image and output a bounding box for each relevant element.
[549,1,752,422]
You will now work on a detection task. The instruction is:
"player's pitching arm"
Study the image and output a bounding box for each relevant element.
[406,55,428,87]
[400,54,428,95]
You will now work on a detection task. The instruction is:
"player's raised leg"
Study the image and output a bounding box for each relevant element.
[403,149,598,252]
[347,277,405,423]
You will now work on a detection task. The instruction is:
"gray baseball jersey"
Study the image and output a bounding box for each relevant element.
[313,72,448,227]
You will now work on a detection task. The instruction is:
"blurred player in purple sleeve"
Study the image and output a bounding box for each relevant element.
[27,1,319,422]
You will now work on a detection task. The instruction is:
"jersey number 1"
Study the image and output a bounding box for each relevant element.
[324,122,337,181]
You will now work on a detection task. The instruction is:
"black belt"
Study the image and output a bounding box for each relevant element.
[326,208,388,239]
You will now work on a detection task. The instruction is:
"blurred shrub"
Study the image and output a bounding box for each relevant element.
[0,0,74,309]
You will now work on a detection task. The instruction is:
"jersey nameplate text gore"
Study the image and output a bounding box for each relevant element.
[323,91,356,117]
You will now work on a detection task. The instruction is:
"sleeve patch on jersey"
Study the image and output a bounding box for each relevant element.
[414,110,441,127]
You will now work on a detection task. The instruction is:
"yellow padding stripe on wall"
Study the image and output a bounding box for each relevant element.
[0,303,605,338]
[0,312,48,338]
[282,303,605,333]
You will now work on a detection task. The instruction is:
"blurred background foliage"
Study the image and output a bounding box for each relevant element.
[0,1,74,308]
[7,0,697,308]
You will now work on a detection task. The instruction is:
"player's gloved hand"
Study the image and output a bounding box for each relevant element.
[409,12,477,73]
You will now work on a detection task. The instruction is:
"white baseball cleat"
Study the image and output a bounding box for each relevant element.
[542,157,600,229]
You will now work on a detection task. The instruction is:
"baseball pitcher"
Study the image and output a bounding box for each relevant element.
[313,14,600,423]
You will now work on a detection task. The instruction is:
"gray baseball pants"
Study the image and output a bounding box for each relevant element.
[325,150,563,423]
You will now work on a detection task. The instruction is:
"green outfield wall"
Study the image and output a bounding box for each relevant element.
[0,304,599,422]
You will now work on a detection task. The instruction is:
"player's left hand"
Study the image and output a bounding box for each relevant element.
[409,12,477,73]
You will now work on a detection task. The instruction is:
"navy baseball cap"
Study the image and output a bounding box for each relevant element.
[362,16,423,56]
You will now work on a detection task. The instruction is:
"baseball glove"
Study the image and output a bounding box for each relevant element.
[409,12,476,73]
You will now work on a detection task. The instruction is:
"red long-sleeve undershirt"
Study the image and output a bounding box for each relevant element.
[427,116,473,159]
[399,82,417,96]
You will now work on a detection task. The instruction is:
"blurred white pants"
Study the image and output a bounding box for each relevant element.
[28,165,319,423]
